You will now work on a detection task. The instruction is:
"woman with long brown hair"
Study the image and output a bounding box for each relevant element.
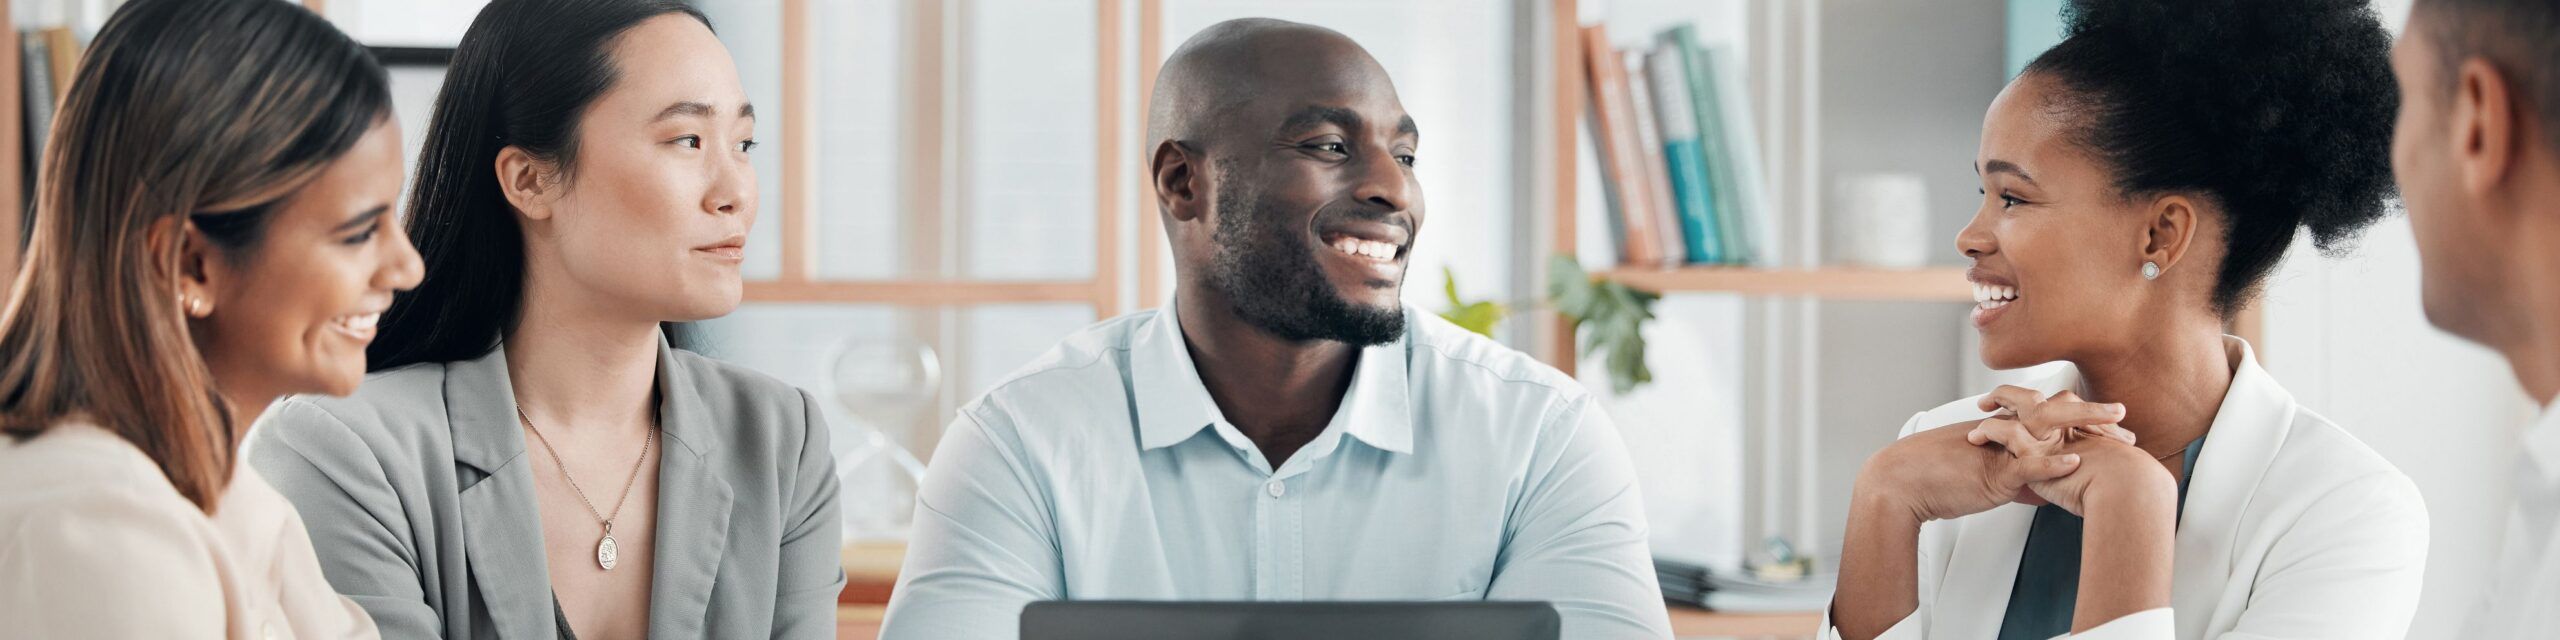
[0,0,420,636]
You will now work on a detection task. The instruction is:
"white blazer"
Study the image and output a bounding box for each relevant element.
[1825,337,2428,640]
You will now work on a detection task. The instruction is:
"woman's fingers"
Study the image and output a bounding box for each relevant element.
[1978,385,2047,414]
[1968,417,2019,447]
[2035,400,2128,429]
[1996,452,2082,489]
[1972,417,2068,457]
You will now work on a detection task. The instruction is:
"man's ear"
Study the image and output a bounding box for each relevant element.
[2142,194,2201,279]
[2453,57,2519,196]
[1151,139,1205,224]
[494,145,559,221]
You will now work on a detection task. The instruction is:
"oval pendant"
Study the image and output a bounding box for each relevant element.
[597,534,619,571]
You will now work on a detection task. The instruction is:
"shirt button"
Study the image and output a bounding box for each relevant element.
[1266,481,1287,498]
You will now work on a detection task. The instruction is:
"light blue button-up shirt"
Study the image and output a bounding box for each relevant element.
[879,305,1672,639]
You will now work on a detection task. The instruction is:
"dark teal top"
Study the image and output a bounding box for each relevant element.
[1995,435,2208,640]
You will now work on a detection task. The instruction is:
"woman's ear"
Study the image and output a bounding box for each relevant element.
[152,216,220,319]
[2143,194,2200,277]
[494,145,559,221]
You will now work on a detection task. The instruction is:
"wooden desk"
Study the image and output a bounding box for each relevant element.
[838,604,1818,640]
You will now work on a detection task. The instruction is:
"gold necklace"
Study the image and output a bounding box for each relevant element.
[517,406,654,571]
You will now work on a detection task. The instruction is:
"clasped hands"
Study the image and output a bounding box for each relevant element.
[1859,386,2180,524]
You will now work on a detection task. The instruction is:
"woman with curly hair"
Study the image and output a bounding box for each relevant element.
[1824,1,2424,638]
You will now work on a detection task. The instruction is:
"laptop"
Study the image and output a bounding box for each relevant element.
[1020,601,1561,640]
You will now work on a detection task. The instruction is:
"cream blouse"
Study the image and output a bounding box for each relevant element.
[0,421,375,639]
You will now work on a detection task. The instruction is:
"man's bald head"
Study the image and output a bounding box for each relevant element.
[1144,18,1423,348]
[1146,18,1399,152]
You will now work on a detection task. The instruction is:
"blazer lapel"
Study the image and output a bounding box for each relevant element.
[446,344,563,639]
[2168,337,2293,639]
[646,336,734,638]
[1935,503,2036,638]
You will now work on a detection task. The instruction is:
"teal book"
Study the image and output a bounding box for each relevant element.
[1668,25,1751,264]
[1643,44,1722,264]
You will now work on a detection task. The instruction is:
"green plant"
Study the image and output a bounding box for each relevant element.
[1546,255,1659,393]
[1437,266,1508,338]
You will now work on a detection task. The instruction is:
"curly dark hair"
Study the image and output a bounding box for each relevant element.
[2023,0,2399,317]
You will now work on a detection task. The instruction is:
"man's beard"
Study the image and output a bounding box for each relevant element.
[1204,165,1405,346]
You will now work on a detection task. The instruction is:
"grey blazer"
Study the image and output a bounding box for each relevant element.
[246,337,844,639]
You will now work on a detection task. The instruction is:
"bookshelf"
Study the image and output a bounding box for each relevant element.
[1537,0,1977,372]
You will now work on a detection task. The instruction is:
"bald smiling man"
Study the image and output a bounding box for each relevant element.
[877,19,1673,640]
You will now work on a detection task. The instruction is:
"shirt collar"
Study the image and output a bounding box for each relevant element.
[1129,303,1415,455]
[2523,395,2560,485]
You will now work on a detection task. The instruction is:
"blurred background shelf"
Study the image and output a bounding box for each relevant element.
[1599,266,1971,301]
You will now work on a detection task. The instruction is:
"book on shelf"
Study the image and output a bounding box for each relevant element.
[1578,24,1667,267]
[1666,25,1758,266]
[40,28,74,105]
[1699,41,1771,268]
[20,30,55,210]
[1576,21,1773,270]
[1640,40,1723,265]
[1620,50,1687,270]
[1655,557,1835,614]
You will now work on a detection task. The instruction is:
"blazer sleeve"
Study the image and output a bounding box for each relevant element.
[0,481,227,639]
[1832,412,1925,640]
[1819,411,2013,640]
[2212,471,2429,639]
[249,398,445,637]
[877,407,1066,640]
[774,389,847,639]
[1482,396,1676,639]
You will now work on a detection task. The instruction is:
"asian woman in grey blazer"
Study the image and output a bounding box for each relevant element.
[245,1,843,638]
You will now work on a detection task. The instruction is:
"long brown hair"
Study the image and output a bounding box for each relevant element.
[0,0,390,512]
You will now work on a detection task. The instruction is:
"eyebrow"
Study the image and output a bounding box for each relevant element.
[651,100,756,123]
[1277,106,1419,141]
[1979,159,2037,186]
[333,205,390,233]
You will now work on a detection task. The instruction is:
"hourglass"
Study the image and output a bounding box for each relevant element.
[828,336,937,543]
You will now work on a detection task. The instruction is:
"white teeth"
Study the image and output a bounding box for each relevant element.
[1331,237,1399,261]
[335,313,379,331]
[1971,283,2019,307]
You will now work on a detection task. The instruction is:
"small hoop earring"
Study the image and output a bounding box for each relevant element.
[2141,261,2162,280]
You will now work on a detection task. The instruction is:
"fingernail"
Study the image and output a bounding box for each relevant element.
[2061,454,2081,464]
